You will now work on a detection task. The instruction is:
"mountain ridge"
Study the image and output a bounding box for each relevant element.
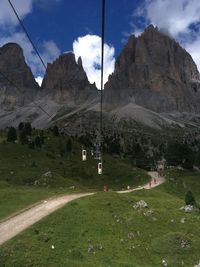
[1,26,200,129]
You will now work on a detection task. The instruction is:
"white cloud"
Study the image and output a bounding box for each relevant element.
[132,0,200,71]
[0,0,33,27]
[73,35,115,89]
[35,76,43,86]
[136,0,200,37]
[41,40,61,64]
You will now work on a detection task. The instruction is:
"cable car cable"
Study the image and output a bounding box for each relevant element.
[7,0,76,129]
[0,69,52,119]
[100,0,105,148]
[8,0,47,71]
[96,0,106,174]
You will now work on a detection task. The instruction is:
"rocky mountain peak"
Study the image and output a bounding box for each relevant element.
[0,42,39,89]
[42,52,98,104]
[0,42,23,55]
[143,24,158,33]
[104,25,200,113]
[0,42,39,109]
[77,56,83,67]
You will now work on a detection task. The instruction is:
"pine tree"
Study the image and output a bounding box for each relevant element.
[35,136,42,148]
[52,125,59,136]
[185,190,196,206]
[7,127,17,143]
[18,122,24,131]
[24,122,32,136]
[19,130,28,145]
[28,140,35,149]
[66,139,72,153]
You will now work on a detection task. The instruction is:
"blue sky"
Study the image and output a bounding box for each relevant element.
[0,0,200,87]
[23,0,139,55]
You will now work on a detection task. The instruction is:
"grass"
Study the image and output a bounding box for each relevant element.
[0,190,199,267]
[0,131,149,219]
[1,130,199,266]
[0,134,149,190]
[0,186,61,221]
[158,169,200,203]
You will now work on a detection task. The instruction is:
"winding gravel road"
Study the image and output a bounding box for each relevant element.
[0,172,165,246]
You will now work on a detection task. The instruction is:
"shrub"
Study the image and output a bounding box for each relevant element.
[7,127,17,142]
[185,190,196,206]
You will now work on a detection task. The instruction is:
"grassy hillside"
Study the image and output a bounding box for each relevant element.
[0,189,199,267]
[0,131,149,189]
[0,130,149,219]
[0,186,61,221]
[1,129,200,266]
[158,170,200,203]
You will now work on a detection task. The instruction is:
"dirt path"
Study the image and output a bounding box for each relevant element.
[0,193,93,246]
[0,172,165,246]
[118,171,165,193]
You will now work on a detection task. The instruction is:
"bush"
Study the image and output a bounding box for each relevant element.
[28,141,35,149]
[52,125,59,136]
[18,122,24,131]
[19,130,28,145]
[185,190,196,206]
[35,136,42,148]
[66,139,72,153]
[24,122,32,136]
[7,127,17,142]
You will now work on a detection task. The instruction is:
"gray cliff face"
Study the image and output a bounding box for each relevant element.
[104,25,200,113]
[0,43,39,109]
[41,52,98,104]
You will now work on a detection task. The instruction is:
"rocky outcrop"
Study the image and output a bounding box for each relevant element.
[104,25,200,113]
[41,52,98,105]
[0,43,39,109]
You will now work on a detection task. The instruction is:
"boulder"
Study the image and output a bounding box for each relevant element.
[133,200,148,209]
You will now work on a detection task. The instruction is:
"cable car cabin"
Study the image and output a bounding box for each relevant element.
[82,149,87,161]
[98,162,102,175]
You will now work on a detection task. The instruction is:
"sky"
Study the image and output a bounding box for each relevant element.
[0,0,200,88]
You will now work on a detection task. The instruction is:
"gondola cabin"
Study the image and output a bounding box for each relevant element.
[98,162,102,174]
[82,149,87,161]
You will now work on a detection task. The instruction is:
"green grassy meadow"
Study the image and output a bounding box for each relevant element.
[0,130,200,266]
[159,170,200,203]
[0,170,200,266]
[0,131,149,219]
[0,186,60,221]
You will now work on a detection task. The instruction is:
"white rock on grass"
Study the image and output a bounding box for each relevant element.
[127,232,135,239]
[194,261,200,267]
[88,245,95,254]
[133,200,148,209]
[162,259,168,266]
[180,205,194,213]
[180,218,186,223]
[43,171,52,177]
[143,210,153,216]
[180,239,190,248]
